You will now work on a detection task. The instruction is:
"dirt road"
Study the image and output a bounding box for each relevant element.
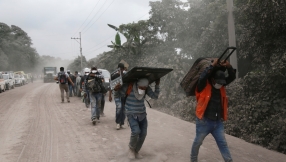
[0,81,285,162]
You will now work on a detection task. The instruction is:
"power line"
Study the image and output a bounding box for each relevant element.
[71,0,102,36]
[80,0,109,33]
[69,11,150,58]
[84,34,114,52]
[82,0,116,35]
[84,44,109,57]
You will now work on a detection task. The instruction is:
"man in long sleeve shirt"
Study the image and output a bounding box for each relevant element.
[114,78,160,159]
[191,58,236,162]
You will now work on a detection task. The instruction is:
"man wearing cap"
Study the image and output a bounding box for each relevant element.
[109,63,127,130]
[114,77,160,159]
[190,58,236,162]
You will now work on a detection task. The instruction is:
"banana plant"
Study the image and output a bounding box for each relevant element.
[107,21,151,55]
[107,32,121,49]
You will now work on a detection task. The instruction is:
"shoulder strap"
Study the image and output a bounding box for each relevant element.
[126,82,133,96]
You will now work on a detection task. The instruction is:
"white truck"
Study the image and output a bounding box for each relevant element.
[0,72,7,93]
[2,73,15,90]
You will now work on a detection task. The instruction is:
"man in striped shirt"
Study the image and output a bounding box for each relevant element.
[114,78,160,159]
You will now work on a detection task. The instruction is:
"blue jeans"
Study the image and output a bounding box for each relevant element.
[89,92,102,120]
[115,97,125,125]
[68,84,75,96]
[127,114,148,153]
[191,117,232,162]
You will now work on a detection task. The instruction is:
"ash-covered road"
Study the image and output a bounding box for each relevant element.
[0,80,285,162]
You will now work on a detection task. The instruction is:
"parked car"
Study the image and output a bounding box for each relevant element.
[14,74,24,86]
[0,73,7,93]
[21,75,27,85]
[2,74,15,90]
[98,69,111,91]
[23,74,29,84]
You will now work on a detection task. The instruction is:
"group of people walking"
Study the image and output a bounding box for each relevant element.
[54,58,236,162]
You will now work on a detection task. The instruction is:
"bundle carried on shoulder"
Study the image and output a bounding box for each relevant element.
[180,47,236,97]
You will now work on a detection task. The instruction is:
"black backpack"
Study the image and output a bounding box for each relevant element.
[86,75,107,93]
[58,72,67,84]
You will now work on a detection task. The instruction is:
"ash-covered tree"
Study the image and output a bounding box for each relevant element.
[0,23,39,71]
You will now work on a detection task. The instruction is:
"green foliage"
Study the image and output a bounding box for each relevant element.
[107,21,160,56]
[115,33,121,46]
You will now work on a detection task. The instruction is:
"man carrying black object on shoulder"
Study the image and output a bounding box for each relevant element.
[109,63,127,130]
[190,58,236,162]
[114,78,160,159]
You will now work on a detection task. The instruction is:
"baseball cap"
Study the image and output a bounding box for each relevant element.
[214,70,226,85]
[118,63,124,69]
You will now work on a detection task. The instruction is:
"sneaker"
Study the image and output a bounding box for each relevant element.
[68,100,70,103]
[100,113,105,117]
[135,152,143,159]
[128,148,135,159]
[92,118,96,125]
[120,125,124,129]
[116,124,120,130]
[97,118,100,123]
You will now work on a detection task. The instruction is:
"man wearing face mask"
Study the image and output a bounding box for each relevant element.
[190,58,236,162]
[87,66,104,125]
[114,78,160,159]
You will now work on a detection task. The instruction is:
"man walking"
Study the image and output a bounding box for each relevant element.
[86,66,104,125]
[109,63,127,130]
[74,71,80,96]
[54,67,74,103]
[80,68,90,107]
[67,70,76,97]
[114,78,160,159]
[190,58,236,162]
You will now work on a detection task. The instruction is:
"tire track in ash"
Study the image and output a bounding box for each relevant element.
[15,82,52,162]
[0,82,45,162]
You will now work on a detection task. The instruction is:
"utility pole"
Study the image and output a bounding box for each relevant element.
[227,0,238,78]
[71,32,83,70]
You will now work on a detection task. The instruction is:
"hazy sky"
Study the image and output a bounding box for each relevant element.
[0,0,159,61]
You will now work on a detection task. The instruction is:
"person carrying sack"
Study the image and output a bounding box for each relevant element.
[190,58,236,162]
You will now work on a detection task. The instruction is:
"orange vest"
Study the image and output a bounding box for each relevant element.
[195,81,228,121]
